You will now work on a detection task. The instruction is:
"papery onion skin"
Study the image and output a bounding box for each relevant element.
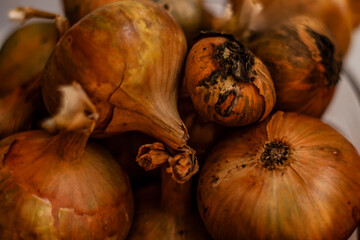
[247,16,341,118]
[197,111,360,240]
[0,130,134,239]
[0,22,57,96]
[184,34,275,127]
[42,1,188,150]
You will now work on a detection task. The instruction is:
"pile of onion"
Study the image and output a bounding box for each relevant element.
[0,83,133,239]
[197,111,360,239]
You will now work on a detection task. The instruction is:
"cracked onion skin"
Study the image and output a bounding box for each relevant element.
[42,1,188,150]
[0,84,134,239]
[247,16,342,118]
[184,34,275,127]
[197,111,360,240]
[0,132,133,239]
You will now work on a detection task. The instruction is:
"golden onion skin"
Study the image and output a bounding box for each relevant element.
[184,34,275,127]
[0,130,133,239]
[248,16,341,118]
[0,22,58,96]
[197,111,360,240]
[42,1,188,150]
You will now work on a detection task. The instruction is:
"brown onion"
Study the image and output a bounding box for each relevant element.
[0,22,58,96]
[247,16,342,118]
[127,167,211,239]
[151,0,205,43]
[184,33,275,126]
[219,0,352,57]
[0,84,133,239]
[0,22,59,138]
[42,1,198,182]
[197,111,360,240]
[347,0,360,28]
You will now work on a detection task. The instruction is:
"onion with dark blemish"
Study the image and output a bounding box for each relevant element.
[0,84,133,239]
[247,16,342,118]
[197,111,360,240]
[184,33,276,127]
[42,1,198,183]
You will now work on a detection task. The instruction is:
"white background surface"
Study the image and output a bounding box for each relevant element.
[0,1,359,239]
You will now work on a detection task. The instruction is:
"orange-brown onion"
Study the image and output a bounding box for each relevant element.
[347,0,360,28]
[62,0,126,25]
[197,111,360,240]
[247,16,342,118]
[184,33,275,127]
[223,0,352,57]
[0,22,58,138]
[42,1,188,150]
[127,168,211,239]
[0,130,134,239]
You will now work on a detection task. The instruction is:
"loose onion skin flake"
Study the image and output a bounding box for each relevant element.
[198,111,360,240]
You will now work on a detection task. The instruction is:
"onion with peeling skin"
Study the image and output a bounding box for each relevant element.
[184,33,276,127]
[247,16,342,118]
[42,1,198,182]
[197,111,360,240]
[0,84,134,239]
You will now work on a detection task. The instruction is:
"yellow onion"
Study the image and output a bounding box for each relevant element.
[0,22,57,96]
[0,22,59,138]
[127,167,211,239]
[0,83,133,239]
[151,0,205,43]
[62,0,126,25]
[197,111,360,240]
[184,33,275,127]
[215,0,352,57]
[42,1,198,182]
[247,16,342,118]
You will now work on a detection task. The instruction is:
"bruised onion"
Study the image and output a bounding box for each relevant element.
[0,83,133,239]
[184,33,275,127]
[247,16,342,118]
[127,167,211,239]
[197,111,360,240]
[42,1,198,182]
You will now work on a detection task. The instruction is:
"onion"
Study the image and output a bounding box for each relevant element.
[0,83,133,239]
[0,22,58,138]
[197,111,360,240]
[184,33,275,126]
[127,167,211,239]
[42,1,198,182]
[247,16,342,118]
